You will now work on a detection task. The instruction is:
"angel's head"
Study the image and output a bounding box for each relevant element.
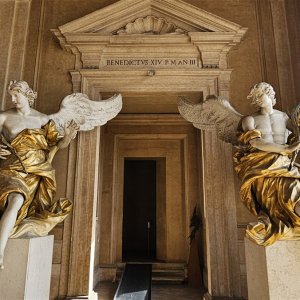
[7,80,37,108]
[247,82,276,108]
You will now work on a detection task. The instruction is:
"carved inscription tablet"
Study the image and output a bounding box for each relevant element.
[104,58,199,68]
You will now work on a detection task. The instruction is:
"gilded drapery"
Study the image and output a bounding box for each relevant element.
[234,130,300,246]
[0,120,72,238]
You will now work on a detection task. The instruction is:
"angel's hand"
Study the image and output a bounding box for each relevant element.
[0,144,11,159]
[64,120,79,140]
[58,120,79,149]
[249,139,300,155]
[286,142,300,154]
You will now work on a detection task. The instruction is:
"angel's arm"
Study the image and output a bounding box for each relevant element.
[0,112,6,133]
[243,116,300,155]
[0,144,11,158]
[0,113,11,159]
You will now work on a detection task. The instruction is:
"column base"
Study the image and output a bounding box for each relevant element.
[203,292,245,300]
[64,290,98,300]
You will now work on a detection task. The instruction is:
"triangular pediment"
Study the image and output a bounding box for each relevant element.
[58,0,246,35]
[53,0,247,71]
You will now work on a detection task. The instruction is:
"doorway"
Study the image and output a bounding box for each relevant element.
[122,159,157,261]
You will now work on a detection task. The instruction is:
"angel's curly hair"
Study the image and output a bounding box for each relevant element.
[7,80,37,107]
[247,82,276,107]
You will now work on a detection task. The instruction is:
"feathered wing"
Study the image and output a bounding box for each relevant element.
[178,95,243,145]
[49,93,122,135]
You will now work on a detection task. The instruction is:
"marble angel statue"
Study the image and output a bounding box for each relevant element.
[179,82,300,246]
[0,80,122,268]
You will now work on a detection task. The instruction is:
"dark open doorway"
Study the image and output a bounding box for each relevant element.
[122,159,156,261]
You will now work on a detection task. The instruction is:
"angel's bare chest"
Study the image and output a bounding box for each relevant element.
[2,114,44,141]
[253,114,286,131]
[253,113,288,143]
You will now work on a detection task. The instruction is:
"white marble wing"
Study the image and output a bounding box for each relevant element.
[178,95,243,145]
[49,93,122,135]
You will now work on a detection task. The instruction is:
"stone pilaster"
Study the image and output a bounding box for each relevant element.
[270,0,296,110]
[201,130,243,299]
[0,0,32,109]
[66,128,100,299]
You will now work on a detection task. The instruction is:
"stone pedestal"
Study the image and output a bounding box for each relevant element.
[0,235,54,300]
[245,238,300,300]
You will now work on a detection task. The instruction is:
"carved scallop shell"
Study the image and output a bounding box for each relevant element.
[116,16,185,35]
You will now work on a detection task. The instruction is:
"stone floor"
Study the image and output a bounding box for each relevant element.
[95,281,204,300]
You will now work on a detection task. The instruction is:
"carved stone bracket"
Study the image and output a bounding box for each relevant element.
[189,31,247,69]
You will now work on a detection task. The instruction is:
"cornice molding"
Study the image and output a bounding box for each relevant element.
[109,114,191,125]
[56,0,246,34]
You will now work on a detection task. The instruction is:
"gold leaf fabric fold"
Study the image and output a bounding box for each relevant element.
[234,130,300,246]
[0,120,72,238]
